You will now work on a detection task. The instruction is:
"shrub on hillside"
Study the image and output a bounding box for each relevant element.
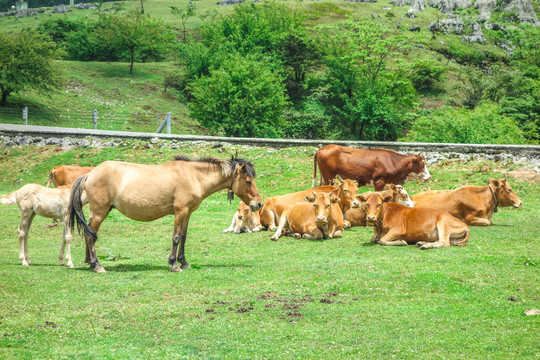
[187,54,288,138]
[408,60,446,92]
[400,103,528,144]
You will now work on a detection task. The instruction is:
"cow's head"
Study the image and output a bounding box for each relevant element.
[357,192,393,226]
[304,191,339,225]
[406,155,431,182]
[232,163,263,212]
[489,178,522,208]
[393,184,414,207]
[335,179,360,211]
[234,202,259,233]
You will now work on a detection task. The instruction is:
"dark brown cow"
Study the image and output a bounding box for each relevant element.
[363,192,470,249]
[313,144,431,191]
[47,165,95,187]
[270,192,343,240]
[410,178,522,226]
[260,178,359,231]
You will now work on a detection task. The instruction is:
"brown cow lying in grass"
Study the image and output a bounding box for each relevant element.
[270,191,343,241]
[222,202,262,234]
[362,192,470,249]
[260,178,359,231]
[346,184,414,227]
[47,165,95,187]
[411,178,522,226]
[2,184,87,267]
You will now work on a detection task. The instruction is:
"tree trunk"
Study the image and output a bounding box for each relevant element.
[129,49,135,74]
[1,90,9,107]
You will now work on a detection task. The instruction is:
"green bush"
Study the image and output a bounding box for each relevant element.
[188,54,288,138]
[401,103,528,144]
[408,60,446,92]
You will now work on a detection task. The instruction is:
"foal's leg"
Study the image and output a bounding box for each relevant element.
[17,211,35,266]
[59,216,74,268]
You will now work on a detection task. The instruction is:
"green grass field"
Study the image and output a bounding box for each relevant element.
[0,142,538,358]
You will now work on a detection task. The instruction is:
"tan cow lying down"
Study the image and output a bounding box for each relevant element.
[260,178,359,231]
[47,165,95,187]
[346,184,414,227]
[271,192,343,241]
[222,202,262,234]
[1,184,87,267]
[411,178,522,226]
[362,192,470,249]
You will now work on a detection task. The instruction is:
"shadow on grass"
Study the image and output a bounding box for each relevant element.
[72,263,170,272]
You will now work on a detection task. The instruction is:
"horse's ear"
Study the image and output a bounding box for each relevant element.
[237,163,247,173]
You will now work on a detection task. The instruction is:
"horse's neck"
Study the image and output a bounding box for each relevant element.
[188,163,233,197]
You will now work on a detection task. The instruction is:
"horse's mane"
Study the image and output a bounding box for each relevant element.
[173,155,256,178]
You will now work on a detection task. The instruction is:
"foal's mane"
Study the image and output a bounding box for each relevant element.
[173,155,256,178]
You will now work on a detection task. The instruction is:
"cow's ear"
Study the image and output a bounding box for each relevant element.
[383,193,394,203]
[383,183,396,191]
[331,196,340,203]
[304,196,315,203]
[501,178,507,186]
[489,178,500,188]
[357,194,367,202]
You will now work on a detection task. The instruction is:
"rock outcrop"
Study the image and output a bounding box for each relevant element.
[429,15,465,34]
[461,23,487,43]
[501,0,540,25]
[475,0,497,22]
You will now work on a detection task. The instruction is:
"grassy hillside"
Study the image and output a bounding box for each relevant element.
[0,0,537,140]
[0,143,538,358]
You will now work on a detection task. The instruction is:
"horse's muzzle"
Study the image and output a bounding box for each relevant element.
[250,200,263,212]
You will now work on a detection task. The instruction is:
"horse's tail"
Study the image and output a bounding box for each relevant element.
[1,190,18,206]
[46,170,54,187]
[312,151,318,188]
[69,174,97,241]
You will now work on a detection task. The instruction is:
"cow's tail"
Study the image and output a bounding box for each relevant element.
[452,228,470,246]
[312,151,318,188]
[1,190,18,206]
[69,174,97,241]
[46,170,54,187]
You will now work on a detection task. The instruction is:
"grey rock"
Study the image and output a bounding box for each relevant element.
[461,22,487,43]
[45,138,62,145]
[74,3,98,10]
[52,5,72,13]
[217,0,243,5]
[409,26,421,31]
[15,136,34,146]
[429,15,465,34]
[429,0,472,14]
[475,0,496,22]
[501,0,540,25]
[78,139,91,147]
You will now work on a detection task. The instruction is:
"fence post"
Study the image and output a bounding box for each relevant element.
[166,112,171,134]
[23,107,28,125]
[92,109,97,130]
[156,112,172,134]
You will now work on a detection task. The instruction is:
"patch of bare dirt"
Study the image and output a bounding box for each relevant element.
[507,169,540,184]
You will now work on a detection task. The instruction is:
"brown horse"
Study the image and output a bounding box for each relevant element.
[69,156,263,273]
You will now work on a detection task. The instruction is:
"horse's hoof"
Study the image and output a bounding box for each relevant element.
[181,263,191,270]
[68,263,74,268]
[22,262,30,266]
[170,264,182,272]
[94,266,106,273]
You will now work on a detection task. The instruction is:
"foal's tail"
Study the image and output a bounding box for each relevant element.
[69,175,97,241]
[312,151,318,188]
[1,190,18,206]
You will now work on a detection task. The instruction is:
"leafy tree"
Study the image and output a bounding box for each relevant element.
[188,54,288,138]
[171,5,196,43]
[408,60,446,92]
[322,19,417,140]
[92,11,176,73]
[0,30,63,106]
